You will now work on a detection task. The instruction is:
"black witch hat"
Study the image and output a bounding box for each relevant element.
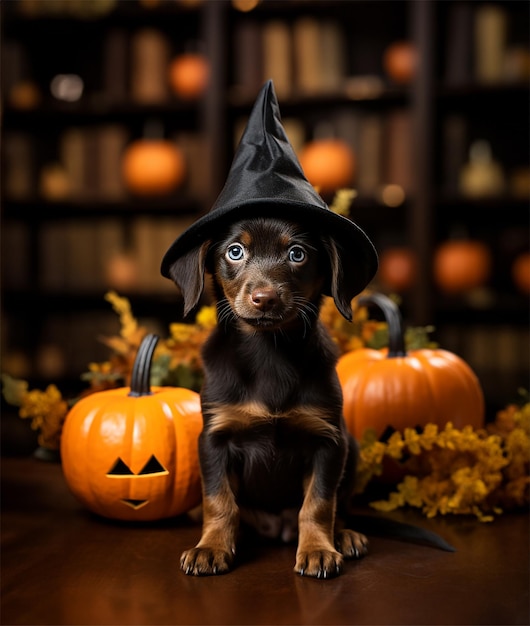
[161,80,378,297]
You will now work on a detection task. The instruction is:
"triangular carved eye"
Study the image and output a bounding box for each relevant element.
[138,455,168,476]
[107,458,134,476]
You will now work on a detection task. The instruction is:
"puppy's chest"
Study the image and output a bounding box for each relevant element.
[203,399,340,444]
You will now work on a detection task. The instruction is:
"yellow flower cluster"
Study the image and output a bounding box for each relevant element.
[19,384,68,450]
[320,296,383,353]
[102,291,146,354]
[195,305,218,330]
[357,403,530,521]
[163,306,216,374]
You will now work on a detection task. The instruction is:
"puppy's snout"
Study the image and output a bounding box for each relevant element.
[250,287,279,312]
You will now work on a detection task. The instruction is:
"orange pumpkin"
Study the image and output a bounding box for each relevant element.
[511,251,530,294]
[337,293,485,440]
[61,334,203,521]
[122,139,186,196]
[377,247,417,292]
[383,41,417,84]
[433,239,492,294]
[104,251,139,291]
[298,139,355,196]
[168,53,209,100]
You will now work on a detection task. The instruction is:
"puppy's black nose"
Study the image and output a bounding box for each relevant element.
[251,288,279,312]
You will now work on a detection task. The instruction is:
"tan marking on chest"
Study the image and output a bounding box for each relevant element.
[204,401,340,441]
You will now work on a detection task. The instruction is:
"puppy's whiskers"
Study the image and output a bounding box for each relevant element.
[293,296,319,338]
[217,299,235,328]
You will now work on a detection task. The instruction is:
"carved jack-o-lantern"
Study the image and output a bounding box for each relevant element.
[60,334,203,521]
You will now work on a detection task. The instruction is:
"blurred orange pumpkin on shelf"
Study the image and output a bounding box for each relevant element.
[122,139,186,195]
[8,80,41,109]
[104,252,139,291]
[61,334,203,522]
[512,251,530,294]
[168,53,209,100]
[336,293,485,440]
[383,41,417,84]
[378,247,417,292]
[298,139,355,196]
[433,239,492,294]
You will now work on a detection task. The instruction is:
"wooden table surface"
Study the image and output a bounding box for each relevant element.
[1,456,529,626]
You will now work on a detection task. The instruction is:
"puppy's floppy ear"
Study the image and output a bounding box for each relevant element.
[324,238,357,322]
[165,241,211,317]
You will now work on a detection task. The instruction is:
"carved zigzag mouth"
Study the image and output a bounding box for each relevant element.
[121,499,149,510]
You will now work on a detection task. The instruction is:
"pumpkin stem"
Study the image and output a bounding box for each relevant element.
[358,293,407,357]
[129,334,159,397]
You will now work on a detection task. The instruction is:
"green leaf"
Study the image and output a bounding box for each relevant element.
[366,326,389,350]
[150,354,171,387]
[80,371,122,385]
[404,325,438,350]
[161,364,203,392]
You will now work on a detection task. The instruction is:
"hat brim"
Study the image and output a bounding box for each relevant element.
[160,199,378,296]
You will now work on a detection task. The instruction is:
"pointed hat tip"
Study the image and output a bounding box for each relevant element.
[259,79,278,106]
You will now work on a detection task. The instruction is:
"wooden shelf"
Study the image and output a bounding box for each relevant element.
[2,196,202,220]
[438,81,530,100]
[2,290,182,314]
[1,1,202,27]
[3,100,200,127]
[433,295,530,326]
[228,86,410,112]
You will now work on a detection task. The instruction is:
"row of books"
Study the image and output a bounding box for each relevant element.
[4,109,412,203]
[438,324,530,411]
[232,17,347,100]
[6,108,523,209]
[444,3,529,86]
[3,27,194,106]
[233,4,528,100]
[2,216,195,293]
[3,309,168,381]
[3,128,208,202]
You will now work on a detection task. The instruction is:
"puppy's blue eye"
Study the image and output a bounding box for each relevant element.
[288,246,306,263]
[227,244,245,261]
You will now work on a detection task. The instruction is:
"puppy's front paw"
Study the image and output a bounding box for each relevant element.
[335,529,369,559]
[180,547,234,576]
[294,549,343,579]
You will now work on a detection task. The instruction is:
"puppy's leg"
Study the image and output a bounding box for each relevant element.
[181,432,240,578]
[181,475,239,576]
[295,470,343,579]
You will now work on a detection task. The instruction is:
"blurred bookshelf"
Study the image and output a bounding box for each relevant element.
[1,0,528,415]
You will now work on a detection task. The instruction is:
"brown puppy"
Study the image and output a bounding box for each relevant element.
[166,216,369,578]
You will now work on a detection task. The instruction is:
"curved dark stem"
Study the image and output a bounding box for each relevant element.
[128,334,159,397]
[358,293,407,358]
